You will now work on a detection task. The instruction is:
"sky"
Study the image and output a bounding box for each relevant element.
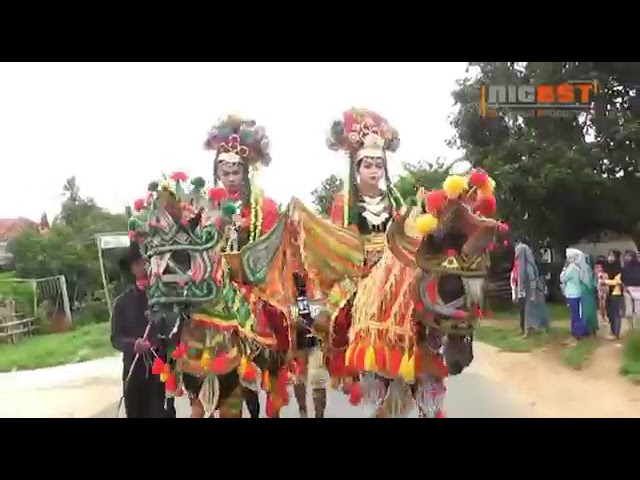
[0,62,469,222]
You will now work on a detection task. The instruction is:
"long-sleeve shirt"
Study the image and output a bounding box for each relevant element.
[560,264,582,299]
[110,286,150,380]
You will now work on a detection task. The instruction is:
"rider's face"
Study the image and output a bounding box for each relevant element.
[357,156,385,190]
[217,162,244,193]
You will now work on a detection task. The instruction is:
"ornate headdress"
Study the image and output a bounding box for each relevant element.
[204,114,273,243]
[326,108,403,227]
[326,107,400,164]
[204,114,272,169]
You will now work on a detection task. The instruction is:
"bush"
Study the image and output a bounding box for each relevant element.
[73,300,110,327]
[0,279,35,316]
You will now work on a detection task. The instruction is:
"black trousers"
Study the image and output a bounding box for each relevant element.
[518,297,526,333]
[124,373,173,418]
[243,387,260,418]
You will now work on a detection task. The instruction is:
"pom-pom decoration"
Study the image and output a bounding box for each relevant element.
[414,214,439,236]
[424,190,447,213]
[204,114,272,167]
[469,169,489,189]
[442,175,469,199]
[474,195,497,217]
[133,198,146,212]
[208,188,226,203]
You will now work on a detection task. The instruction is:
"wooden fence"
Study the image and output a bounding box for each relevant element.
[0,299,36,344]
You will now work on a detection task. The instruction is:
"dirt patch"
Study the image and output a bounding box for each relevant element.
[476,340,640,417]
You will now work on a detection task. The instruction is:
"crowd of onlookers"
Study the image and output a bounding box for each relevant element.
[560,249,640,344]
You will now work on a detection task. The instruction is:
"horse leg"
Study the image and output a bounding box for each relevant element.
[218,383,244,418]
[243,386,260,419]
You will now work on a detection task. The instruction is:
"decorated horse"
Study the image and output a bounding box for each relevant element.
[127,172,290,418]
[342,169,508,417]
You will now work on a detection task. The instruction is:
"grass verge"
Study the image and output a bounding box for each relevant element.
[620,331,640,383]
[560,338,598,370]
[475,324,569,352]
[489,302,569,322]
[0,322,114,372]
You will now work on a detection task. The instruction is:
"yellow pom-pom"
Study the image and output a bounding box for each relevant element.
[443,175,469,199]
[479,177,495,196]
[415,214,438,236]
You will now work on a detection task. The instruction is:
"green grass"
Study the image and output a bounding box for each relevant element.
[560,338,598,370]
[475,324,569,352]
[620,331,640,383]
[489,302,569,322]
[0,322,115,372]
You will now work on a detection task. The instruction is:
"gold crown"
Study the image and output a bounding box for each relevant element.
[356,132,385,161]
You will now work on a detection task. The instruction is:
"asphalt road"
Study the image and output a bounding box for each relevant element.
[93,370,530,418]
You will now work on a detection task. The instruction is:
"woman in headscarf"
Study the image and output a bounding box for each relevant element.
[560,248,588,341]
[512,243,550,337]
[604,249,623,340]
[581,254,598,336]
[622,249,640,330]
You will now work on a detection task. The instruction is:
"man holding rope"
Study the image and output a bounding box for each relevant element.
[111,243,175,418]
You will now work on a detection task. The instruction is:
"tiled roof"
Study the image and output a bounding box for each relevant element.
[0,218,37,242]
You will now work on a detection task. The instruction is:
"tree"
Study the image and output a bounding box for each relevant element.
[9,178,128,307]
[447,62,639,249]
[310,174,343,215]
[394,159,458,203]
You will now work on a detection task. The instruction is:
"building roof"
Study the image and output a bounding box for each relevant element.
[0,218,37,242]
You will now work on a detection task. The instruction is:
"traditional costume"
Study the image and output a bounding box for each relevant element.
[321,108,407,410]
[204,115,290,418]
[322,115,507,417]
[127,172,282,418]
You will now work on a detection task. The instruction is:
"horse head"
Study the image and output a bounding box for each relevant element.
[387,171,507,375]
[127,173,235,342]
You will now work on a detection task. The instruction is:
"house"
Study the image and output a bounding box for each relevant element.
[0,218,40,269]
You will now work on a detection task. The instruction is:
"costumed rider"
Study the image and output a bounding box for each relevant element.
[111,242,176,418]
[322,108,404,402]
[204,114,290,418]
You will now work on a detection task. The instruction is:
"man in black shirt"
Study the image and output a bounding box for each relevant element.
[111,243,175,418]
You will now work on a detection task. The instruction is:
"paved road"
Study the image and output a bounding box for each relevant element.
[93,370,530,418]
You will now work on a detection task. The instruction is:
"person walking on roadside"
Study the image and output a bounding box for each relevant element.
[512,242,550,337]
[581,254,599,337]
[111,243,175,418]
[594,256,609,326]
[560,248,587,342]
[622,250,640,331]
[604,249,623,340]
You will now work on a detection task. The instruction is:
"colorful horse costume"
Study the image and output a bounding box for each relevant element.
[127,171,288,418]
[353,169,507,417]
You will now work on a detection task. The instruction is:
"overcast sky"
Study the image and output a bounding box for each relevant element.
[0,62,468,221]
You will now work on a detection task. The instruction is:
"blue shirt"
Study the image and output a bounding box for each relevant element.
[560,264,582,299]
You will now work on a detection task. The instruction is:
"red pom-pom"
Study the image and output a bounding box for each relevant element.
[498,222,510,233]
[469,169,489,188]
[165,373,177,393]
[503,240,509,247]
[208,188,226,203]
[475,196,496,216]
[151,358,165,375]
[349,381,363,405]
[133,198,146,212]
[170,171,188,182]
[425,190,447,213]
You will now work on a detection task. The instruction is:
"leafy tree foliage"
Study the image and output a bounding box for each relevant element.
[449,62,640,249]
[9,177,128,305]
[310,174,343,215]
